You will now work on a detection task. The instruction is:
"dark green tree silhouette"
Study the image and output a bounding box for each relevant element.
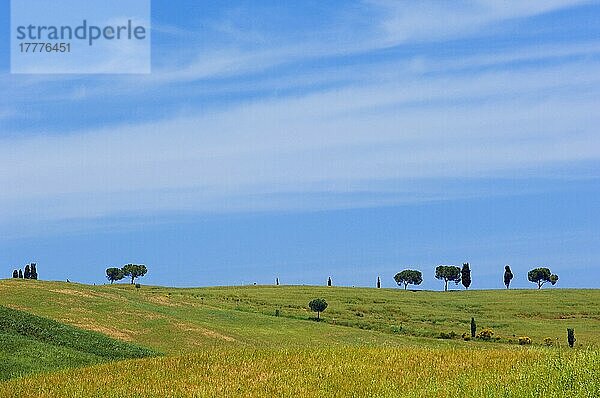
[106,267,125,284]
[122,264,148,285]
[504,265,514,289]
[394,270,423,290]
[471,317,477,338]
[12,270,18,278]
[309,298,328,320]
[435,265,461,291]
[461,263,472,289]
[18,269,23,278]
[377,276,381,289]
[24,264,31,279]
[327,277,332,287]
[567,328,576,348]
[30,263,38,280]
[528,268,558,289]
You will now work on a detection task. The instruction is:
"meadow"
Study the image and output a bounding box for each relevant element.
[0,279,598,397]
[0,306,156,381]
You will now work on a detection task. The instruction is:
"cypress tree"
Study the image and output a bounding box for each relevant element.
[504,265,514,289]
[30,263,38,280]
[471,317,477,338]
[327,277,332,287]
[24,265,31,279]
[18,269,23,278]
[377,276,381,289]
[461,263,472,289]
[12,270,18,278]
[567,328,576,348]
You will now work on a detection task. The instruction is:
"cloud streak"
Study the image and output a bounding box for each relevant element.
[1,0,598,231]
[1,56,599,225]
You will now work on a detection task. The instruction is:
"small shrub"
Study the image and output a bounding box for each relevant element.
[544,337,553,347]
[518,336,532,345]
[462,332,471,341]
[477,328,494,341]
[135,283,141,289]
[391,325,403,334]
[439,331,458,340]
[275,309,280,317]
[355,312,364,317]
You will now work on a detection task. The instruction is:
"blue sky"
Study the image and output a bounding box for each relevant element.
[0,1,599,289]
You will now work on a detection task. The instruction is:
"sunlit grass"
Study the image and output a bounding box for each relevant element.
[1,346,597,397]
[0,280,598,397]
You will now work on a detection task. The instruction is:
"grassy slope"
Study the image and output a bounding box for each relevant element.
[0,280,453,354]
[0,280,597,352]
[0,306,157,380]
[0,280,598,397]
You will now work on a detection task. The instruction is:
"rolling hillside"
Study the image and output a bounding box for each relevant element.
[0,279,598,351]
[0,279,598,397]
[0,305,157,380]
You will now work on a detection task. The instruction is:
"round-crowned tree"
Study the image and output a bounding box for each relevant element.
[528,268,558,289]
[308,298,328,320]
[394,270,423,290]
[106,267,125,284]
[122,264,148,285]
[435,265,461,291]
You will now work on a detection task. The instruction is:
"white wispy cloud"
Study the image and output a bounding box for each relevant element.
[1,57,599,224]
[369,0,591,44]
[1,0,598,232]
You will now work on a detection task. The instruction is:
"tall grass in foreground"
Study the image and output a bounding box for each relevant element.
[1,346,597,398]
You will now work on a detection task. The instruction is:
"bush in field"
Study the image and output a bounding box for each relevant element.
[308,298,328,320]
[528,268,558,289]
[519,336,532,345]
[439,331,458,340]
[435,265,461,291]
[544,337,553,347]
[462,332,471,341]
[393,270,423,290]
[504,265,514,289]
[477,328,494,341]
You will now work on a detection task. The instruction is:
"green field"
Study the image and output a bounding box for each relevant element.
[0,305,157,381]
[0,279,598,397]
